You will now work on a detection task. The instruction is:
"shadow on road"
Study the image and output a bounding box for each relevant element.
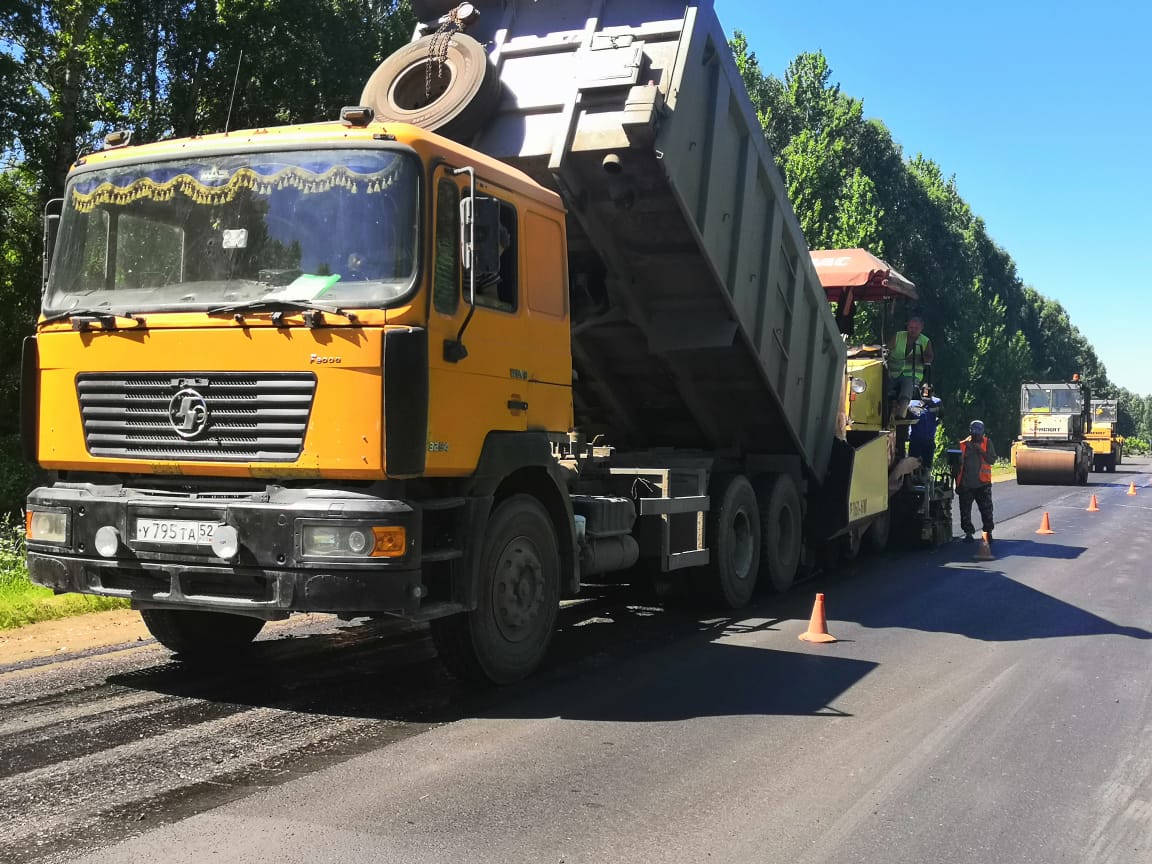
[478,638,877,722]
[104,526,1149,725]
[976,539,1086,560]
[104,582,877,725]
[834,545,1152,644]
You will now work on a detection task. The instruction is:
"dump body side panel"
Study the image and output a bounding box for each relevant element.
[458,0,844,478]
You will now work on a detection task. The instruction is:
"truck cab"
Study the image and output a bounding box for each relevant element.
[25,120,582,681]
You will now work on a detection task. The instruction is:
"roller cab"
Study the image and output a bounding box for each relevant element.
[1085,399,1122,473]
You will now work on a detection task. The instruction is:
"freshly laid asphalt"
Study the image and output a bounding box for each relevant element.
[3,461,1150,863]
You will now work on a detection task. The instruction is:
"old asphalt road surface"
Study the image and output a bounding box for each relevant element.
[3,461,1152,864]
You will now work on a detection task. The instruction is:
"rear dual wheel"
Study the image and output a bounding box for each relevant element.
[698,475,761,609]
[757,474,803,594]
[696,472,806,606]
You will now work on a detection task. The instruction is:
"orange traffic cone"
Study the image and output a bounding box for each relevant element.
[1128,482,1138,497]
[798,593,837,643]
[1036,512,1055,535]
[974,532,995,561]
[1087,495,1100,512]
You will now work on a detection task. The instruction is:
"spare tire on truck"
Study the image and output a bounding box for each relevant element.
[359,33,500,142]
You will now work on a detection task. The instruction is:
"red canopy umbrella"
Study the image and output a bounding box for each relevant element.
[809,248,917,301]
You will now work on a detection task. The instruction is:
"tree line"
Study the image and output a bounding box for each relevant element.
[731,35,1146,451]
[0,3,1144,494]
[0,0,414,435]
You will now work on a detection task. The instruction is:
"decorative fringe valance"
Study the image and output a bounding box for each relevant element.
[71,163,401,213]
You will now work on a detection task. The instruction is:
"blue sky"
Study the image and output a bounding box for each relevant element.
[715,0,1152,393]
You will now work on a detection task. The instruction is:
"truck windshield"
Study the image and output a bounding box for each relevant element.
[45,149,419,314]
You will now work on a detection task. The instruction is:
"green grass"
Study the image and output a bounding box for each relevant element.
[991,459,1016,477]
[0,520,127,631]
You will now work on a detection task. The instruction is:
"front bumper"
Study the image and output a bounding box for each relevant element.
[26,482,425,616]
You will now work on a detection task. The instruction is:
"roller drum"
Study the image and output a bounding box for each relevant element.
[1015,447,1079,485]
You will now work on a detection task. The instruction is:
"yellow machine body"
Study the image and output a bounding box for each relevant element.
[1084,400,1123,471]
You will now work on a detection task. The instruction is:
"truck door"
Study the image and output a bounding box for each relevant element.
[425,168,531,476]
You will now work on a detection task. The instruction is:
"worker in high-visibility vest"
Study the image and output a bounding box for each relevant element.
[886,315,935,420]
[957,419,997,543]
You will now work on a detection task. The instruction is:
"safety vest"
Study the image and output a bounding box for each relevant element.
[890,331,930,381]
[958,436,992,486]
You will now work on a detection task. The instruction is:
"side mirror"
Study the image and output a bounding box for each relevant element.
[42,198,63,289]
[459,195,501,282]
[446,166,502,365]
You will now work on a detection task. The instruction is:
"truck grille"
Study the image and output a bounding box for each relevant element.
[76,372,316,462]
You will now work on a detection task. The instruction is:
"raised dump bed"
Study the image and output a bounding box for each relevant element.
[396,0,845,478]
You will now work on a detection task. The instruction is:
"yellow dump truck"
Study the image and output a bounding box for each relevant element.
[23,0,946,683]
[1085,399,1123,472]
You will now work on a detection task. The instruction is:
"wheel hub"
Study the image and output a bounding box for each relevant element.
[493,537,544,640]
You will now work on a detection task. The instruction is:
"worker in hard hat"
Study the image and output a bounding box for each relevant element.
[957,419,996,543]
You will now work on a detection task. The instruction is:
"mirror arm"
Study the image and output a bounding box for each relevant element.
[41,198,63,292]
[445,166,476,363]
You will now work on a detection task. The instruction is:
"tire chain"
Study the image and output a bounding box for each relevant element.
[426,5,467,100]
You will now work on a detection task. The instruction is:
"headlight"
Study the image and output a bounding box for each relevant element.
[299,522,407,559]
[27,508,70,545]
[850,377,867,394]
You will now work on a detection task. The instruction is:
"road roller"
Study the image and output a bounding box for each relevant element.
[1086,399,1124,472]
[1014,379,1094,485]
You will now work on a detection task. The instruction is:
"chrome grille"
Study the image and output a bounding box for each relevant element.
[76,372,316,462]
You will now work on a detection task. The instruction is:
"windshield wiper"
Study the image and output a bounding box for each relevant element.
[207,298,359,329]
[39,309,145,331]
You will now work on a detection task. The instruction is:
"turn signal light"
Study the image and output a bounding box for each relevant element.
[371,526,406,558]
[27,509,69,545]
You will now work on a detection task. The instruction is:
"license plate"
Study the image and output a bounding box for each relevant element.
[135,519,218,545]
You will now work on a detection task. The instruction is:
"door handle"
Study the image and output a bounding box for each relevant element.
[507,400,529,412]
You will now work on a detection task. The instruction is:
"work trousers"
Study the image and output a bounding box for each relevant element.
[958,483,994,535]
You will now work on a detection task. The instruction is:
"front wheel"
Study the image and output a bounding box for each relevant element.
[431,495,560,685]
[139,609,265,660]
